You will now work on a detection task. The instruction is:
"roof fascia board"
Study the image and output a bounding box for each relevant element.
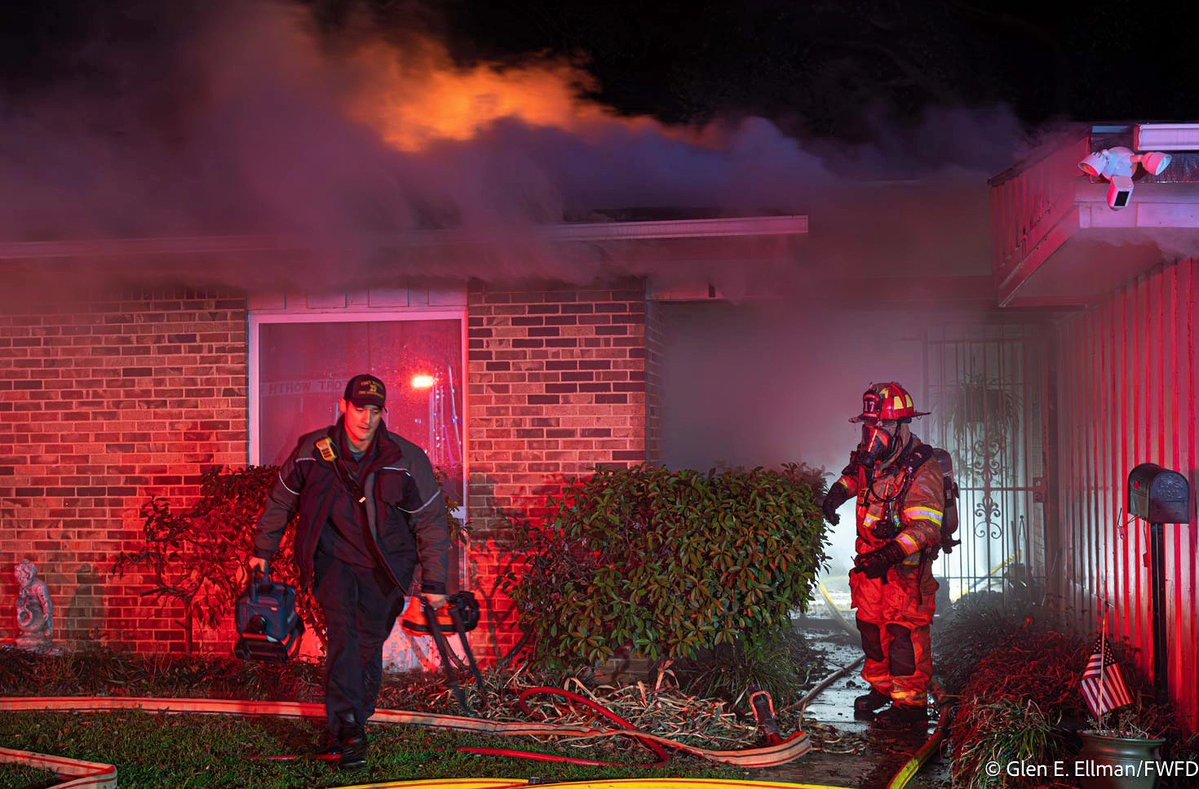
[0,215,809,261]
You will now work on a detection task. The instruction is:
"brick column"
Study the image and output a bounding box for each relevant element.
[466,280,647,663]
[644,300,666,466]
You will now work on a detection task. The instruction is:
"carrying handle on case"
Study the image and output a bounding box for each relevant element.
[250,563,271,600]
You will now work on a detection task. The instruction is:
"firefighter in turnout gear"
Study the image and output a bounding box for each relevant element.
[821,382,944,724]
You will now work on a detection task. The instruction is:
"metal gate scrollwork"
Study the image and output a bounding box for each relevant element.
[922,324,1047,606]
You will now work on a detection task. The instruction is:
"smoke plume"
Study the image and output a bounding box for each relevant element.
[1,1,1041,578]
[1,0,1028,295]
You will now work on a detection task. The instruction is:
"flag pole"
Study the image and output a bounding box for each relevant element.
[1098,597,1111,726]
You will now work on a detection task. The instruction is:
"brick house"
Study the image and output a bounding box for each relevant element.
[0,215,806,666]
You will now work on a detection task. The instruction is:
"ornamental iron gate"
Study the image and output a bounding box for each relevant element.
[920,323,1049,605]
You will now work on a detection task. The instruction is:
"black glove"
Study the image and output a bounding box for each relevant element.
[854,541,907,580]
[821,482,850,525]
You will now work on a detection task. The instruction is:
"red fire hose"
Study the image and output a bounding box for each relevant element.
[458,687,672,767]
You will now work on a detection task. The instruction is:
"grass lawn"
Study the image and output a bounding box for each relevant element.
[0,709,744,788]
[0,646,797,788]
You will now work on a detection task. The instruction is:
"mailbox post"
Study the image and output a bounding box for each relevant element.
[1127,463,1193,703]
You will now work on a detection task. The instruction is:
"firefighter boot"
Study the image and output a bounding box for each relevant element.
[338,732,368,771]
[873,704,930,727]
[853,689,891,719]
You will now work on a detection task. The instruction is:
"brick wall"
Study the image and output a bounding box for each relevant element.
[644,300,665,466]
[0,286,248,653]
[466,280,648,662]
[0,278,650,663]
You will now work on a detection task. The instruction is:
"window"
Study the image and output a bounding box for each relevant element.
[250,312,465,504]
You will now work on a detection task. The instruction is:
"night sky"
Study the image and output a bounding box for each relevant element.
[461,1,1199,130]
[5,0,1199,136]
[324,0,1199,134]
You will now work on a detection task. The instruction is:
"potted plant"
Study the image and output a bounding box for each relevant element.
[940,373,1022,448]
[1078,703,1169,789]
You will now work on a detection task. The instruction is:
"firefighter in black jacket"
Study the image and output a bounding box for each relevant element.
[250,373,450,770]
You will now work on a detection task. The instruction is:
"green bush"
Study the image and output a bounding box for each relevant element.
[503,464,830,674]
[669,628,826,707]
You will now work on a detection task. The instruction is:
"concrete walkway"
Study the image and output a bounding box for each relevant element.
[750,621,951,789]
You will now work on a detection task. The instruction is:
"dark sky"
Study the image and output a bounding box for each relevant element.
[6,0,1199,138]
[307,0,1199,137]
[1,0,1194,266]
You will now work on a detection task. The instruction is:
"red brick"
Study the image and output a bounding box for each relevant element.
[0,285,247,654]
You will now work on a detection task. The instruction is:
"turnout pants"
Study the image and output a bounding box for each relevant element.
[850,563,938,709]
[314,551,406,735]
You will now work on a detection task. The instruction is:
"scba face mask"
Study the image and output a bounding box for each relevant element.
[857,420,900,467]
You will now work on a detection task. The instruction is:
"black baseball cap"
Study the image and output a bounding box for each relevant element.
[344,374,386,408]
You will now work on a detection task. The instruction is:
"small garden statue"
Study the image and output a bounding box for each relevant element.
[15,560,54,651]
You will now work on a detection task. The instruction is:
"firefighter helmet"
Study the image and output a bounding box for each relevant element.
[849,381,930,423]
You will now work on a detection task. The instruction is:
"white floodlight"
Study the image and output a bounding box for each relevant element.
[1078,151,1108,177]
[1077,145,1173,210]
[1139,151,1173,176]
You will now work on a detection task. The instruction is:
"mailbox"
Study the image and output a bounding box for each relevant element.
[1128,462,1193,701]
[1128,463,1192,524]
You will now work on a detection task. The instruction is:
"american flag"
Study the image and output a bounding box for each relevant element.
[1080,636,1133,718]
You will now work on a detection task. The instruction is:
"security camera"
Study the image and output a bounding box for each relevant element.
[1108,175,1133,210]
[1078,146,1172,210]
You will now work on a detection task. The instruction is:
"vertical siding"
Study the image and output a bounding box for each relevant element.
[1054,258,1199,733]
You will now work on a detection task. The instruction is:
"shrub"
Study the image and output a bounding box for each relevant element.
[503,463,830,674]
[938,594,1197,787]
[668,628,826,707]
[114,466,295,652]
[935,590,1034,695]
[954,699,1057,789]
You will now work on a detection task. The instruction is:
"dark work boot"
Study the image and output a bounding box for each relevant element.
[853,689,891,719]
[873,704,929,727]
[338,730,368,771]
[333,714,369,771]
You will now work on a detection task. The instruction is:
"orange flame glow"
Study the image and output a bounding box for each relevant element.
[347,38,665,152]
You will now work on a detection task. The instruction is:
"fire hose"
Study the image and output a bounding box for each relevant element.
[0,694,812,785]
[398,594,812,769]
[458,686,814,768]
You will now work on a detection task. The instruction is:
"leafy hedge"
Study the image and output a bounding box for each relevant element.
[937,593,1198,788]
[504,464,830,673]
